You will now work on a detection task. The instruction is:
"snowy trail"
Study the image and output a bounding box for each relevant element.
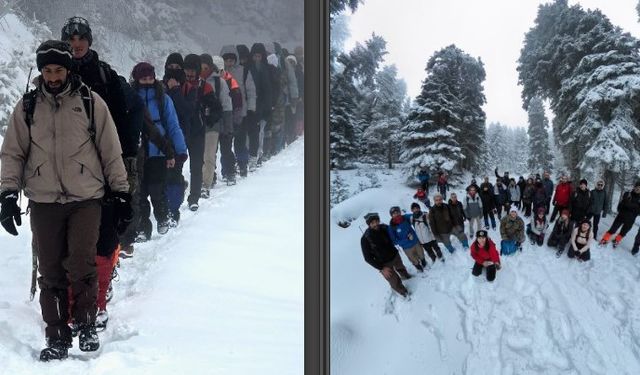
[0,140,304,374]
[331,169,640,375]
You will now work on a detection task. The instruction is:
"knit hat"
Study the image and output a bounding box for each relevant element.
[410,203,421,211]
[236,44,251,61]
[200,53,214,68]
[212,55,225,72]
[509,207,518,215]
[36,40,73,71]
[61,16,92,46]
[183,54,201,74]
[389,206,401,216]
[131,62,155,81]
[165,52,184,69]
[579,179,588,186]
[364,212,380,225]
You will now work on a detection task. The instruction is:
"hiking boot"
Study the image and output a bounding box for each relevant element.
[420,258,427,268]
[189,203,199,212]
[415,264,424,273]
[119,244,134,259]
[78,324,100,352]
[248,157,258,172]
[95,310,109,332]
[239,167,248,177]
[600,232,612,245]
[613,234,624,247]
[556,249,564,258]
[40,339,70,362]
[69,321,80,338]
[135,231,149,243]
[632,247,639,256]
[200,188,210,199]
[157,221,170,235]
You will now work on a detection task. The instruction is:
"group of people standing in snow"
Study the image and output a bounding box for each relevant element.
[0,16,304,361]
[360,167,640,297]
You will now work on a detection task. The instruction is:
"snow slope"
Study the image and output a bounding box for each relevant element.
[331,168,640,375]
[0,140,304,374]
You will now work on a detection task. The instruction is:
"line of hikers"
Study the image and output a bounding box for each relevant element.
[361,169,640,296]
[0,16,304,361]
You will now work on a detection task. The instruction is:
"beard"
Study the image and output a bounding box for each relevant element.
[44,79,68,95]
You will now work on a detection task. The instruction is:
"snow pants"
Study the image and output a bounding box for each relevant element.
[165,163,186,221]
[257,119,267,159]
[591,213,602,238]
[30,199,101,344]
[523,200,532,217]
[568,245,591,261]
[483,210,496,229]
[526,224,545,246]
[120,155,141,248]
[138,157,168,237]
[547,233,569,252]
[468,216,483,237]
[402,243,426,267]
[202,129,219,189]
[632,229,640,254]
[380,254,410,296]
[219,133,236,179]
[549,204,569,222]
[234,115,249,169]
[606,215,636,238]
[247,112,260,158]
[421,241,443,262]
[187,129,205,206]
[494,198,503,219]
[472,262,496,282]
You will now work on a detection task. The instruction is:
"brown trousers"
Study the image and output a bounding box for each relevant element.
[380,254,409,296]
[30,199,101,342]
[403,243,425,266]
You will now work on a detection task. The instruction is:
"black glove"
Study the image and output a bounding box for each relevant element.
[0,190,21,236]
[111,191,133,235]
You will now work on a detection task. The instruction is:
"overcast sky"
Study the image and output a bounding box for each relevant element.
[343,0,640,127]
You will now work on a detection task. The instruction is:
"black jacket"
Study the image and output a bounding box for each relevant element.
[428,203,454,235]
[571,189,592,221]
[480,185,495,212]
[548,218,574,246]
[361,224,399,270]
[448,200,466,226]
[248,62,273,121]
[617,191,640,221]
[165,85,192,141]
[118,76,144,158]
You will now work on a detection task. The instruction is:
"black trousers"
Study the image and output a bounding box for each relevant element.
[421,241,443,262]
[247,112,260,158]
[523,201,532,217]
[526,224,545,246]
[607,215,636,237]
[219,133,236,178]
[568,245,591,261]
[187,131,205,205]
[472,263,496,282]
[138,157,168,236]
[547,234,569,252]
[550,204,569,222]
[591,213,601,238]
[234,117,249,169]
[632,229,640,254]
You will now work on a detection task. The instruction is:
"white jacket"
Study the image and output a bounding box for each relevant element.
[411,212,436,244]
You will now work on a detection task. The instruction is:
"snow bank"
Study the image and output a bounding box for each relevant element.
[331,168,640,374]
[0,140,304,374]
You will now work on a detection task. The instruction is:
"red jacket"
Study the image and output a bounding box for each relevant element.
[470,238,501,266]
[414,190,426,200]
[554,182,572,207]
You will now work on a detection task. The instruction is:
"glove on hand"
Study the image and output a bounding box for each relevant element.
[0,190,21,236]
[111,191,133,235]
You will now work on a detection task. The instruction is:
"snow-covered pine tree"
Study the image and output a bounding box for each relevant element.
[402,45,484,177]
[527,97,553,172]
[330,172,351,207]
[330,72,359,169]
[518,0,640,185]
[330,0,362,20]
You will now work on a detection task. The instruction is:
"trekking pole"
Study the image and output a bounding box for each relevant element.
[358,225,365,234]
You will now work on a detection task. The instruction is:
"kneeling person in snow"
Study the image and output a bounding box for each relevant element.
[388,206,427,272]
[500,208,525,255]
[547,209,573,257]
[361,213,411,297]
[409,203,444,264]
[470,230,501,282]
[569,219,593,261]
[526,207,549,246]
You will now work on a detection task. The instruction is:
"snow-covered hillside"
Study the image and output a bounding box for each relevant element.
[331,168,640,375]
[0,140,304,374]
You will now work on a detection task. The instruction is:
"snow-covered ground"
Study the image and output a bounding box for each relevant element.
[0,140,304,374]
[331,167,640,375]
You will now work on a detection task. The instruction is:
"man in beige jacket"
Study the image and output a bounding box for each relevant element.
[0,40,131,361]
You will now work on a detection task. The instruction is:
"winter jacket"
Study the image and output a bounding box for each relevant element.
[361,224,399,270]
[590,188,607,216]
[554,182,573,207]
[181,78,217,137]
[464,193,483,218]
[202,70,232,134]
[500,215,525,243]
[417,170,430,183]
[494,184,509,206]
[466,183,480,193]
[448,200,466,226]
[571,188,592,222]
[220,45,257,116]
[164,84,192,141]
[72,50,130,156]
[470,238,501,266]
[522,184,535,203]
[437,175,448,190]
[543,178,554,200]
[479,186,495,212]
[387,215,419,250]
[0,75,129,203]
[548,218,574,246]
[428,203,454,235]
[529,217,549,235]
[508,185,520,202]
[533,186,547,207]
[517,179,526,196]
[616,191,640,222]
[494,169,510,187]
[284,55,299,105]
[136,84,188,158]
[571,227,593,253]
[267,62,286,127]
[410,212,436,244]
[116,76,144,158]
[249,44,273,121]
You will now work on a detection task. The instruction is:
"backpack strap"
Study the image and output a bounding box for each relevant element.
[79,85,96,144]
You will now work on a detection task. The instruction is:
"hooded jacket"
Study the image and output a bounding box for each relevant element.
[361,224,400,270]
[387,215,419,250]
[201,68,232,134]
[1,75,128,203]
[554,182,573,207]
[470,238,501,266]
[249,43,273,121]
[220,45,256,117]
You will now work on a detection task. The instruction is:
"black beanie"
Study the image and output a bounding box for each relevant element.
[61,16,92,46]
[165,52,184,69]
[36,40,73,71]
[410,203,421,211]
[236,44,251,61]
[580,179,588,186]
[200,53,214,68]
[183,54,201,74]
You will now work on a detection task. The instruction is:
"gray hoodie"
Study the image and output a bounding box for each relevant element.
[220,45,256,117]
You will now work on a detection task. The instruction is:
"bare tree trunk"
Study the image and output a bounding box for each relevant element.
[604,169,615,215]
